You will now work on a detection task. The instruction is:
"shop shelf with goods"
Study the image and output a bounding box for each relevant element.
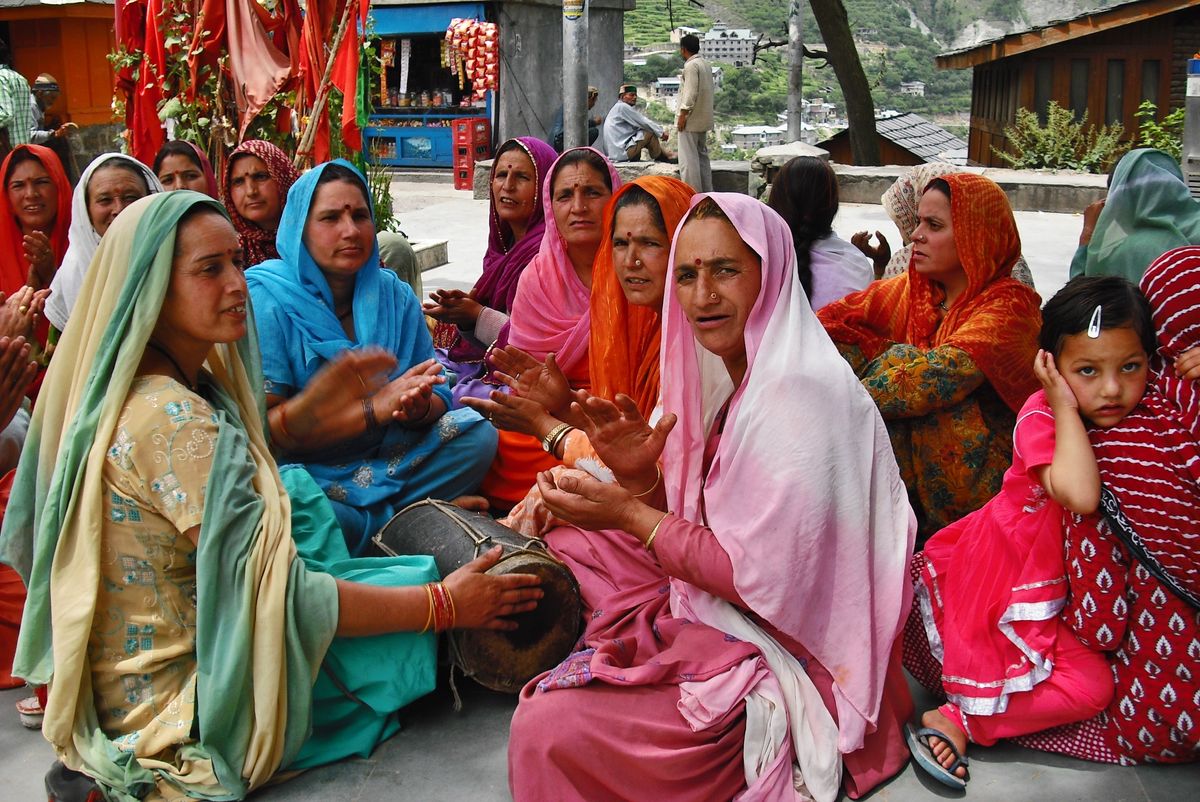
[366,3,494,168]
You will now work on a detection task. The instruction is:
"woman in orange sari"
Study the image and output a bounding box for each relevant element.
[818,173,1041,542]
[469,176,695,532]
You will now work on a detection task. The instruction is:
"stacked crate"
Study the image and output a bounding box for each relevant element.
[453,117,492,190]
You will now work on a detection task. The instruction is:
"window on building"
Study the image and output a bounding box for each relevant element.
[1140,60,1161,109]
[1035,60,1053,124]
[1105,60,1125,125]
[1069,59,1090,121]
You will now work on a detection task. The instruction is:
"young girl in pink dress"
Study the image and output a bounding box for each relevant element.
[907,275,1157,788]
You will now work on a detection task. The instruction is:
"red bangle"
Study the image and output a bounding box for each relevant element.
[429,582,456,632]
[424,583,439,633]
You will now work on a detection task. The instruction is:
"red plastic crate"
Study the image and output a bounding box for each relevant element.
[454,143,491,166]
[454,165,473,190]
[452,117,490,147]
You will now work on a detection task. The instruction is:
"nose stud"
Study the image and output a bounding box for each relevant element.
[634,259,643,267]
[710,292,718,301]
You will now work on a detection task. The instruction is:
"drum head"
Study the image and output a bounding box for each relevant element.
[451,551,582,693]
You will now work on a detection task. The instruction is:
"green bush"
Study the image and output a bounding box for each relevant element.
[992,102,1128,174]
[1135,101,1185,160]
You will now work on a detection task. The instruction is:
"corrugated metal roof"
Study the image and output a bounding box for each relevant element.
[874,112,968,163]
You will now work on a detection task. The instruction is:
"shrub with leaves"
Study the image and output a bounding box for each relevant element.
[993,102,1129,174]
[1135,101,1185,160]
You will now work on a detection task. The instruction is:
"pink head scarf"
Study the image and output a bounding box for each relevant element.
[506,147,621,378]
[659,193,916,754]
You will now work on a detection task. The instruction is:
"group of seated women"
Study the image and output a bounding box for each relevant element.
[0,129,1194,802]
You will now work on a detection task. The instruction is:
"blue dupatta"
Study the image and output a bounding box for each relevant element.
[246,162,494,553]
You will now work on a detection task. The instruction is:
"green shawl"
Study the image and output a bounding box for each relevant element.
[1070,148,1200,283]
[0,192,340,800]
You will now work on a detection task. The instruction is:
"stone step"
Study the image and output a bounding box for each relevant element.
[412,240,449,272]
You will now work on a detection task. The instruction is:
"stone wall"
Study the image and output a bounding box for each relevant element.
[473,158,1107,214]
[74,123,125,173]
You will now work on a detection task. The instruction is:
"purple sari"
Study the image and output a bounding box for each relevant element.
[438,137,558,403]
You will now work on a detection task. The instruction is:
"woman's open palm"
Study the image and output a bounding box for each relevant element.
[572,392,676,481]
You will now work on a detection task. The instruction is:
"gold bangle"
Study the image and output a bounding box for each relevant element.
[541,422,572,453]
[645,511,670,551]
[419,583,435,634]
[631,464,662,498]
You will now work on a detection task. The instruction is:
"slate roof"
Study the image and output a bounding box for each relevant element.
[817,112,967,165]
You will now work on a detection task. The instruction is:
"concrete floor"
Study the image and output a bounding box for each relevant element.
[5,676,1197,801]
[3,178,1196,800]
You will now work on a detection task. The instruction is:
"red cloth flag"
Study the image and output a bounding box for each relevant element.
[129,0,168,164]
[226,0,293,138]
[298,0,338,162]
[329,0,362,154]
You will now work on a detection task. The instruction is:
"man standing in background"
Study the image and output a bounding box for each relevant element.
[675,33,713,191]
[0,39,33,159]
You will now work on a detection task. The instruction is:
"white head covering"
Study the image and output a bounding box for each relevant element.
[44,153,163,331]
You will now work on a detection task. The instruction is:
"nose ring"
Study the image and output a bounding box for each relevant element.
[710,292,718,301]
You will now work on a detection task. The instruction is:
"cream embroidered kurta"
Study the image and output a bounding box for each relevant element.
[90,375,216,760]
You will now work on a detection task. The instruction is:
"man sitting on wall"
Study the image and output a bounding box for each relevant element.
[600,84,675,163]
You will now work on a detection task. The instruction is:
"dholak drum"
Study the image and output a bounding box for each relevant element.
[371,498,582,693]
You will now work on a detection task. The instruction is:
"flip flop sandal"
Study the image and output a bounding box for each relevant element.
[904,723,970,790]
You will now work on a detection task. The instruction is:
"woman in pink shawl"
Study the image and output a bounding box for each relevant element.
[508,193,916,801]
[477,146,621,509]
[425,137,558,404]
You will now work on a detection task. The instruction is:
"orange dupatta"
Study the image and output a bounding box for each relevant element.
[818,172,1041,413]
[588,176,695,416]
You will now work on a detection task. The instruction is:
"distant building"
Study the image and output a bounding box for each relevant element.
[730,124,787,149]
[701,23,755,67]
[936,0,1199,167]
[899,80,926,97]
[670,26,701,44]
[654,76,681,110]
[816,110,968,166]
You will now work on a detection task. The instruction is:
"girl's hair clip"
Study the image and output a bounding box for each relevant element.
[1087,305,1103,339]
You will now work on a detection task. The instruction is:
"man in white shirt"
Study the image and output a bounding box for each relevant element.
[601,84,674,163]
[675,34,714,191]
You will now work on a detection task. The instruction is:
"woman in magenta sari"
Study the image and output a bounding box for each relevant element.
[425,137,557,404]
[508,193,916,801]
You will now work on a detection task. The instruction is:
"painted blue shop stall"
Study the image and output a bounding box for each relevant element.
[366,2,493,168]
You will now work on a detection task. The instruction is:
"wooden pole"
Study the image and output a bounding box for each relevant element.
[294,0,357,169]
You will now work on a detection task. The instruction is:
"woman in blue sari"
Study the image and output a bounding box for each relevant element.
[247,162,497,553]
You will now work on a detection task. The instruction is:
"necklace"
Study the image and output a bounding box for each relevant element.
[146,341,197,391]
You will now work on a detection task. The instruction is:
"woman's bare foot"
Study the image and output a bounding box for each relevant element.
[451,495,489,512]
[921,708,969,780]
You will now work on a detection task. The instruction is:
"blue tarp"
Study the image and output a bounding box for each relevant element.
[371,3,486,36]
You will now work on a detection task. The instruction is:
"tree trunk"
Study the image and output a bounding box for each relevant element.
[809,0,880,165]
[786,1,803,143]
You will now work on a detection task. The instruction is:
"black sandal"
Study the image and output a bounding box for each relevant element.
[44,761,104,802]
[904,723,970,790]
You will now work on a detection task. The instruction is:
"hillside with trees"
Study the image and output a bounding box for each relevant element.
[624,0,1125,129]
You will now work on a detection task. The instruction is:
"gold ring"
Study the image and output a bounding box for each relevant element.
[18,305,28,314]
